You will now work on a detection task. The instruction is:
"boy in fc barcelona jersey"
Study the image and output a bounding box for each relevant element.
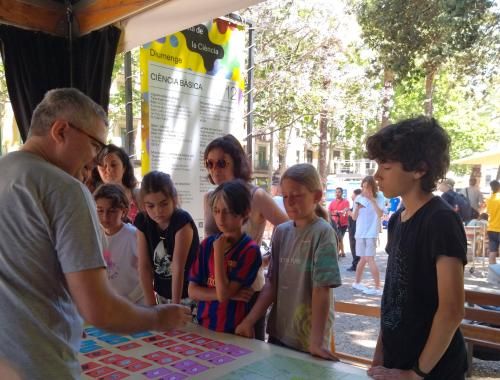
[189,180,262,333]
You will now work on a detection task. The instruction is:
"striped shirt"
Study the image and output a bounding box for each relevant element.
[189,233,261,333]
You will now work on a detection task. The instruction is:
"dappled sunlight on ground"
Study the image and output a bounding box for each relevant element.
[352,339,377,349]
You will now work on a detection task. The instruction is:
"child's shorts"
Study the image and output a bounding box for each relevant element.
[355,238,377,257]
[488,231,500,252]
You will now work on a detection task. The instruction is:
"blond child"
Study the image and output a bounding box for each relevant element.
[236,164,341,360]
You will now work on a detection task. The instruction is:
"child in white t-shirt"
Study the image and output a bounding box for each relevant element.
[352,176,385,296]
[94,183,144,304]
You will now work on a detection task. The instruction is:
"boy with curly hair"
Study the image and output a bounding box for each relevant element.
[366,116,467,380]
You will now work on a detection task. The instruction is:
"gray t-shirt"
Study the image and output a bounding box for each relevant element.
[462,186,483,211]
[267,217,342,352]
[0,151,105,379]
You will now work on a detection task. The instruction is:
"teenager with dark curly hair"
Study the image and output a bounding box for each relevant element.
[366,116,467,380]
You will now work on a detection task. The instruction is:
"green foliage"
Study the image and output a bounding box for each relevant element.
[390,64,500,165]
[355,0,495,79]
[243,0,381,163]
[0,58,8,123]
[108,49,141,127]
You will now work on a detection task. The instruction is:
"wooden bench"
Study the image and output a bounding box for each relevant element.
[462,289,500,377]
[333,290,500,377]
[333,300,380,366]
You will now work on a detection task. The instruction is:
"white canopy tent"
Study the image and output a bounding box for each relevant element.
[116,0,263,52]
[1,0,264,48]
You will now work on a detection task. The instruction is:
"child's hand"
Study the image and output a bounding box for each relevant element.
[230,287,254,302]
[367,367,423,379]
[235,321,255,338]
[213,234,233,255]
[362,188,374,199]
[309,343,339,361]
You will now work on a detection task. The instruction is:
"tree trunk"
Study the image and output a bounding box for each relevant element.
[424,66,436,117]
[381,68,394,128]
[470,165,481,186]
[327,125,335,175]
[279,127,292,169]
[318,108,328,186]
[268,129,274,186]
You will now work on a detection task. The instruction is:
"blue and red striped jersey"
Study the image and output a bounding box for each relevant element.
[189,233,261,333]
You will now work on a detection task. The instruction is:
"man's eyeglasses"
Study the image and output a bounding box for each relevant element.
[205,159,230,170]
[66,122,107,156]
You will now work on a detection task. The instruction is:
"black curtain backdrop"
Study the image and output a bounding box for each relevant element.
[74,26,121,114]
[0,25,68,141]
[0,25,121,141]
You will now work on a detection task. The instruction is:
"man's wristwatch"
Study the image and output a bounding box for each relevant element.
[411,362,429,378]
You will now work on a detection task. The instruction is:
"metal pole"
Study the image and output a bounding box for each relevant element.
[65,0,73,87]
[124,51,134,156]
[246,21,254,159]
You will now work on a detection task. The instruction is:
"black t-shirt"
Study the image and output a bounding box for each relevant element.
[134,208,199,299]
[382,196,468,379]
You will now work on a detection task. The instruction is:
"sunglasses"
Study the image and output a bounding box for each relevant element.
[205,159,230,170]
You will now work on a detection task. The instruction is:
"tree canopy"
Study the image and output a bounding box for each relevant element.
[242,0,499,178]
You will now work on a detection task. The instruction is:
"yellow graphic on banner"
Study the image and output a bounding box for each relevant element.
[140,19,246,174]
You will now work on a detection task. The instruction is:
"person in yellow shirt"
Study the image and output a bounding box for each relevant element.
[486,180,500,264]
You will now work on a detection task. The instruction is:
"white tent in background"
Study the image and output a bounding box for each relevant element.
[0,0,264,49]
[453,149,500,166]
[117,0,262,52]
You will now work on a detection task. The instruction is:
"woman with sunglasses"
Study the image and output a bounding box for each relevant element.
[203,134,289,340]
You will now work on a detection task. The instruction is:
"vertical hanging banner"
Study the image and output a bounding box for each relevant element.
[140,19,246,232]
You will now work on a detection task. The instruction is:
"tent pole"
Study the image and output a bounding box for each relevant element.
[65,0,74,87]
[124,51,134,156]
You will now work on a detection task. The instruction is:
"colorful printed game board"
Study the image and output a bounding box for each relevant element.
[79,326,253,379]
[219,354,369,380]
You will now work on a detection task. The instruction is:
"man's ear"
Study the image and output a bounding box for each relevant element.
[50,120,68,145]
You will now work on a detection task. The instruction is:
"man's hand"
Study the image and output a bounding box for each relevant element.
[309,343,339,361]
[230,287,254,302]
[367,367,422,380]
[235,321,255,338]
[154,304,192,331]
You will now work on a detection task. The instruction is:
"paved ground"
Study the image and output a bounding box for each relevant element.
[333,229,500,379]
